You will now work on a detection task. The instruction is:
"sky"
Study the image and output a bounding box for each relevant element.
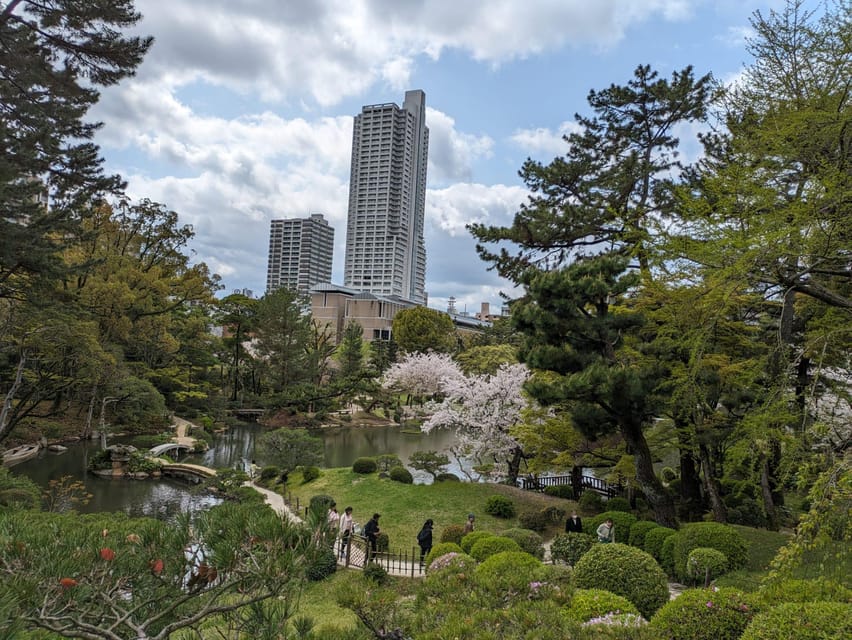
[90,0,788,314]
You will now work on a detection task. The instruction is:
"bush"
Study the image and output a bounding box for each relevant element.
[306,547,337,581]
[518,509,548,532]
[424,542,463,568]
[671,522,748,582]
[435,472,460,482]
[541,505,567,523]
[578,490,604,513]
[627,521,658,549]
[469,535,521,562]
[501,528,545,560]
[309,494,335,513]
[550,532,595,566]
[301,466,320,483]
[484,494,516,518]
[232,485,266,503]
[363,562,388,585]
[544,484,576,500]
[352,457,377,474]
[585,511,638,542]
[422,552,478,595]
[660,534,677,576]
[651,587,759,640]
[661,467,678,483]
[259,465,280,481]
[376,532,389,552]
[573,543,669,618]
[740,602,852,640]
[375,453,403,472]
[686,547,729,586]
[460,530,493,554]
[440,524,465,545]
[644,526,677,561]
[474,551,545,595]
[564,588,640,622]
[756,578,852,605]
[606,497,631,512]
[388,466,413,484]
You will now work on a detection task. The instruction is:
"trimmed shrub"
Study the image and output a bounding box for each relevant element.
[564,588,640,623]
[544,484,575,500]
[518,509,548,532]
[627,521,658,549]
[232,485,265,503]
[671,522,748,582]
[740,602,852,640]
[756,578,852,605]
[301,466,320,483]
[435,472,460,482]
[644,526,677,561]
[440,524,465,545]
[550,532,595,566]
[306,547,337,581]
[0,488,40,509]
[422,552,477,595]
[469,535,521,562]
[388,466,413,484]
[578,490,604,513]
[309,494,335,513]
[375,453,402,472]
[651,587,759,640]
[573,543,669,618]
[259,465,280,481]
[376,532,389,552]
[474,551,544,595]
[424,542,463,568]
[585,511,638,542]
[484,494,516,518]
[542,505,567,522]
[686,547,729,586]
[460,530,493,554]
[606,497,631,512]
[363,562,388,585]
[351,457,377,474]
[660,534,677,576]
[501,528,545,560]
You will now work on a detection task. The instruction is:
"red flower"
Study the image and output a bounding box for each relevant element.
[150,559,164,576]
[100,547,116,561]
[59,577,78,589]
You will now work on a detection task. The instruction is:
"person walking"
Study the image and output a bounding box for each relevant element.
[416,519,433,565]
[364,513,381,561]
[565,510,583,533]
[339,506,354,559]
[463,513,475,534]
[596,518,615,543]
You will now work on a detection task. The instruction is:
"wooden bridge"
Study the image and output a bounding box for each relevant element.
[161,463,217,483]
[227,408,265,420]
[519,473,624,498]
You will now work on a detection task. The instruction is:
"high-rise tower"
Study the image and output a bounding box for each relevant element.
[343,90,429,304]
[266,213,334,294]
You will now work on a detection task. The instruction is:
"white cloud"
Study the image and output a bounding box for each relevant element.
[509,121,582,158]
[426,108,494,184]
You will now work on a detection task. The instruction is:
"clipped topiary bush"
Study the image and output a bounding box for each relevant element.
[305,546,337,581]
[301,466,320,483]
[564,588,640,623]
[585,511,638,542]
[376,532,389,552]
[440,524,465,545]
[644,526,677,562]
[671,522,748,582]
[469,535,521,562]
[659,534,677,576]
[686,547,729,586]
[309,494,335,513]
[518,509,548,532]
[424,542,463,568]
[606,497,631,512]
[740,602,852,640]
[435,472,460,482]
[473,551,544,595]
[756,578,852,605]
[460,530,493,554]
[650,587,758,640]
[550,532,595,566]
[259,465,280,481]
[501,528,545,560]
[388,466,413,484]
[573,543,669,618]
[578,490,604,513]
[544,484,575,500]
[363,561,388,585]
[352,457,377,474]
[421,552,478,596]
[627,521,658,549]
[484,494,516,518]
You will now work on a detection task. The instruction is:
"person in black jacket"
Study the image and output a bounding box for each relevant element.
[417,519,433,565]
[364,513,381,561]
[565,510,583,533]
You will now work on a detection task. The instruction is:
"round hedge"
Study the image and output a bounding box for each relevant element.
[501,528,545,560]
[308,494,335,512]
[440,524,465,544]
[469,535,521,562]
[352,457,377,474]
[606,497,631,512]
[460,530,493,554]
[659,534,677,575]
[305,546,337,581]
[424,542,463,568]
[573,543,669,618]
[421,552,478,597]
[584,511,638,542]
[650,587,758,640]
[627,521,658,549]
[301,465,320,482]
[484,494,516,518]
[474,550,544,595]
[671,522,748,582]
[544,484,575,500]
[686,547,729,585]
[644,526,677,561]
[564,588,639,623]
[578,490,603,512]
[741,602,852,640]
[757,578,852,605]
[435,472,460,482]
[388,466,413,484]
[550,532,595,566]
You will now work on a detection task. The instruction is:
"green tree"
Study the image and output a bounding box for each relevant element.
[392,306,457,354]
[455,343,517,376]
[257,428,324,476]
[337,320,366,379]
[217,293,258,402]
[408,450,450,481]
[254,288,312,393]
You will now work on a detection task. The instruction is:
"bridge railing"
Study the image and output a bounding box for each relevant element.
[519,474,623,498]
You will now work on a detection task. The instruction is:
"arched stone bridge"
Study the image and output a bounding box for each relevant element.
[161,463,217,483]
[149,442,194,457]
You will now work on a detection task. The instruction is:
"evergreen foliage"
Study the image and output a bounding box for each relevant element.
[650,587,759,640]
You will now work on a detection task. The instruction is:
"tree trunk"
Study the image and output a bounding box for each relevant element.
[0,350,27,444]
[760,456,780,531]
[679,451,704,519]
[698,442,727,523]
[82,383,98,439]
[621,419,678,528]
[506,446,524,486]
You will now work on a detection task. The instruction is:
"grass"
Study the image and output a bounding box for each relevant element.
[713,525,791,591]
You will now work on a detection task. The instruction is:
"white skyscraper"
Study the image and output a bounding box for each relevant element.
[343,89,429,304]
[266,213,334,294]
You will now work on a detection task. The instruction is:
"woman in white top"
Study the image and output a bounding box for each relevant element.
[338,506,354,559]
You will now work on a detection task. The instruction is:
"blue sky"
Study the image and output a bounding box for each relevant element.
[90,0,789,313]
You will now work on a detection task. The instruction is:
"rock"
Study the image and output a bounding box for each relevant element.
[48,444,68,453]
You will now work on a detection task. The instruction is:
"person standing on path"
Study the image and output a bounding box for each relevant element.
[364,513,381,561]
[565,510,583,533]
[463,513,475,534]
[339,506,354,559]
[416,519,433,565]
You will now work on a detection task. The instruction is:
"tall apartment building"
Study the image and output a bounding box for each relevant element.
[343,89,429,304]
[265,213,334,294]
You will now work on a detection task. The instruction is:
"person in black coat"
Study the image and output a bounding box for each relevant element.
[565,510,583,533]
[364,513,381,561]
[417,519,433,564]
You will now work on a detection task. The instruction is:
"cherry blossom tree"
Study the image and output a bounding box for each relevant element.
[424,363,531,485]
[382,352,464,406]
